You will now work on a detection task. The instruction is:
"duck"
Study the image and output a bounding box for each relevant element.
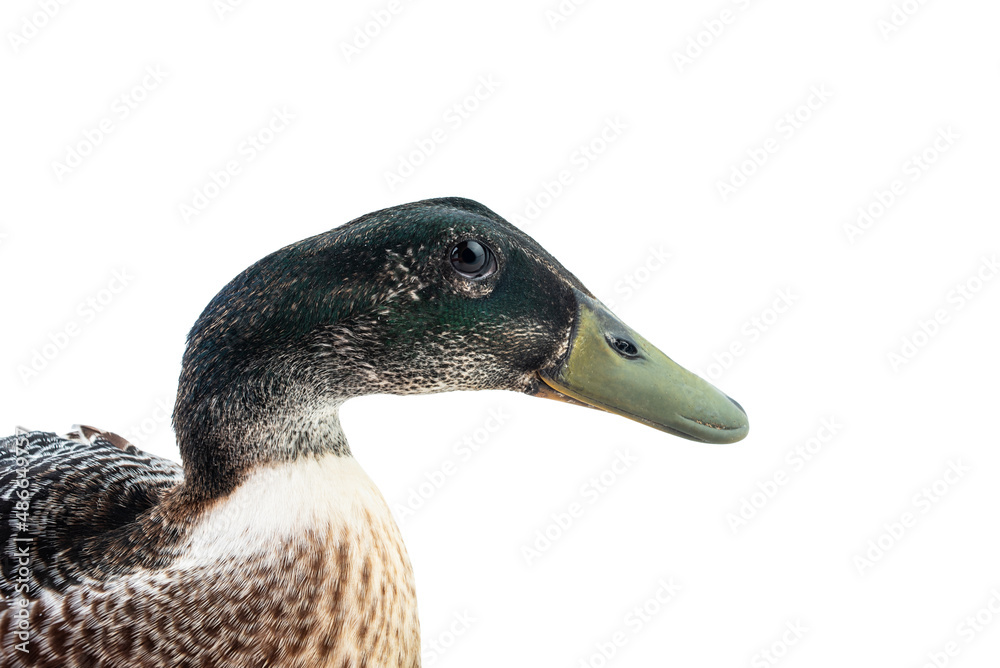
[0,197,748,668]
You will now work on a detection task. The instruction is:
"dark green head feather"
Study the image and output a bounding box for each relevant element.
[175,197,584,495]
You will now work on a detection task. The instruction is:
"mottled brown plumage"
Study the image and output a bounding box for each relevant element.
[1,433,419,668]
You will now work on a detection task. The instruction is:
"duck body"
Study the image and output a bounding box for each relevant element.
[0,197,748,666]
[1,432,418,667]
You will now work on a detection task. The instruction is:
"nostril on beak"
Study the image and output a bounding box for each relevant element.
[606,335,639,358]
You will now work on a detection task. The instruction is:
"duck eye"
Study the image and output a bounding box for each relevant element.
[450,240,496,278]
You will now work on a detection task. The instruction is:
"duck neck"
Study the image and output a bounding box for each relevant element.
[173,365,354,499]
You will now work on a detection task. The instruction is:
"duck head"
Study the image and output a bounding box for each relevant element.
[175,198,748,496]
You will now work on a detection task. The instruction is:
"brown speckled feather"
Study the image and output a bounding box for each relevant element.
[0,433,419,667]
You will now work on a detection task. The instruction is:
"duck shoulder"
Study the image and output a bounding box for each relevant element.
[0,430,183,598]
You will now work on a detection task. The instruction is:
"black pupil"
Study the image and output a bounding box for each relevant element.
[451,241,487,274]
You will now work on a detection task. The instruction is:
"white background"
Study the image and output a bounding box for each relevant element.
[2,1,999,666]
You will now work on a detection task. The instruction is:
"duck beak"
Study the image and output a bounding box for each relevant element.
[535,291,749,444]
